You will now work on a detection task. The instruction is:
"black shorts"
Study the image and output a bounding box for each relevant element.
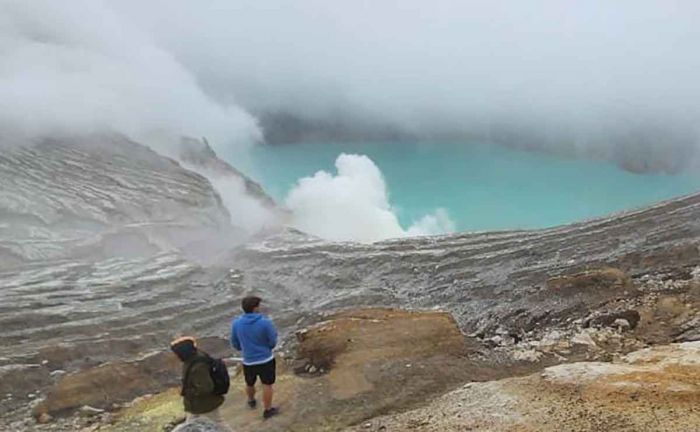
[243,358,276,386]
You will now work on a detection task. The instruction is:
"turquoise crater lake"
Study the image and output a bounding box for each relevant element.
[230,142,700,233]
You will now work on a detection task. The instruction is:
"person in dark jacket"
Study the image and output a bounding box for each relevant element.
[230,296,279,419]
[170,337,233,431]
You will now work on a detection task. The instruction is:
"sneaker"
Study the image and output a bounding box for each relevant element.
[263,407,279,419]
[247,399,257,409]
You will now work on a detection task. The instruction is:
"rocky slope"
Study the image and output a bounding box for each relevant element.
[1,133,699,430]
[230,193,700,342]
[0,134,272,427]
[177,137,277,210]
[347,341,700,432]
[27,306,699,432]
[0,134,231,267]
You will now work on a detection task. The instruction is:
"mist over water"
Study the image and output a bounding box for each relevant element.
[234,142,700,233]
[3,1,700,242]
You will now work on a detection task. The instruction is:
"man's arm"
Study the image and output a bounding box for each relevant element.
[266,319,278,349]
[189,362,214,396]
[230,321,241,351]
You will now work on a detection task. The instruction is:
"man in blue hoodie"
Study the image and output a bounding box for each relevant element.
[230,296,279,419]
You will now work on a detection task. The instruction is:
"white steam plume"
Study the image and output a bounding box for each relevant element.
[286,154,455,242]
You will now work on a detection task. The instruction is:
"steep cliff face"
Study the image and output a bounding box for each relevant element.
[178,137,277,209]
[0,134,232,266]
[177,137,287,234]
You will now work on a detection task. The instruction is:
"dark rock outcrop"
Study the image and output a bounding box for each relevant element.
[258,110,700,175]
[178,137,277,210]
[584,309,641,330]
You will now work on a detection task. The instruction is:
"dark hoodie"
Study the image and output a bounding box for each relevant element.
[172,342,224,414]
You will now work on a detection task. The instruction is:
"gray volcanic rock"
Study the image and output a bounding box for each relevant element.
[345,342,700,432]
[231,193,700,337]
[172,418,225,432]
[177,136,287,234]
[178,136,276,209]
[0,134,232,266]
[0,133,249,420]
[1,131,700,429]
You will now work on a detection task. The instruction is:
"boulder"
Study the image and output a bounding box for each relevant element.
[172,418,225,432]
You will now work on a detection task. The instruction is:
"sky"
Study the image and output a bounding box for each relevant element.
[3,0,699,148]
[111,0,700,141]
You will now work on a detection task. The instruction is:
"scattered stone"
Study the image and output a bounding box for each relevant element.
[172,417,227,431]
[571,332,597,348]
[36,413,53,424]
[512,349,543,362]
[584,310,640,329]
[50,370,67,378]
[79,405,105,417]
[614,318,631,331]
[296,329,309,342]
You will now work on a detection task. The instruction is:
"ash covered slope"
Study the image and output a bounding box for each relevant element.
[233,193,700,339]
[0,132,699,429]
[0,134,232,267]
[0,134,259,420]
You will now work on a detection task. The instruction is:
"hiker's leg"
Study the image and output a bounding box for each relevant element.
[243,364,257,403]
[262,384,273,410]
[246,384,256,402]
[260,358,277,410]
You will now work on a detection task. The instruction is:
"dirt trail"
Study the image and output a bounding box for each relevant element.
[100,308,534,432]
[220,309,487,431]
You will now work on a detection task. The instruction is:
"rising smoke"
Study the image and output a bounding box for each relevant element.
[286,154,454,242]
[2,0,699,242]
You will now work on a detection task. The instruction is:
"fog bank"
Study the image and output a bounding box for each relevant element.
[112,0,700,163]
[0,0,260,150]
[3,0,699,243]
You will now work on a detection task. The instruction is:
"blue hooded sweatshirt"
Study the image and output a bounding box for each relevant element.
[230,313,278,365]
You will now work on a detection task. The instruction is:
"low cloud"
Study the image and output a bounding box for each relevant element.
[0,0,260,150]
